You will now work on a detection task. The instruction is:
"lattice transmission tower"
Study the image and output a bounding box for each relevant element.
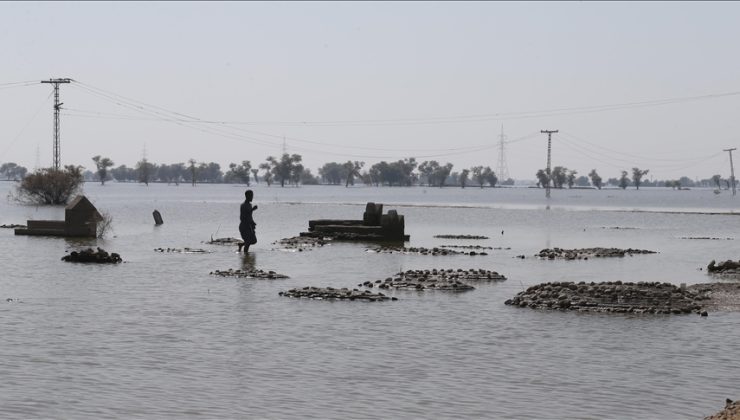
[40,78,71,170]
[496,125,510,182]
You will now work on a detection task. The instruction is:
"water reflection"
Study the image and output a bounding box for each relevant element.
[241,252,256,271]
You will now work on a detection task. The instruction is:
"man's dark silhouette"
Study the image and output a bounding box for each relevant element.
[238,189,257,253]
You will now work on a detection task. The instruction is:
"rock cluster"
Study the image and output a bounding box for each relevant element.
[705,398,740,420]
[707,260,740,276]
[62,247,122,263]
[205,237,242,245]
[689,283,740,312]
[440,245,494,250]
[362,268,506,291]
[210,269,289,279]
[367,246,488,256]
[0,224,25,229]
[279,286,397,301]
[434,234,489,240]
[536,247,657,260]
[273,236,329,251]
[505,281,707,314]
[680,237,733,240]
[154,247,212,254]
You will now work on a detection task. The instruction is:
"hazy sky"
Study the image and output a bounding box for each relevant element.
[2,1,739,181]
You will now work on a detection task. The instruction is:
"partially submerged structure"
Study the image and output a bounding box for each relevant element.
[302,202,409,242]
[15,195,103,238]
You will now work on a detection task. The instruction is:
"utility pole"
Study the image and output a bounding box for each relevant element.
[724,148,737,196]
[496,125,510,182]
[40,78,72,170]
[541,129,558,199]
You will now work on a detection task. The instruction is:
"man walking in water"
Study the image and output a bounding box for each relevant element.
[238,189,258,253]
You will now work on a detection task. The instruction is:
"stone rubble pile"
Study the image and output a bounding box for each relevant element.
[536,247,657,260]
[154,247,212,254]
[273,236,329,251]
[205,237,242,245]
[361,269,506,291]
[279,286,397,301]
[505,281,708,314]
[210,269,289,279]
[434,234,489,240]
[367,246,488,256]
[62,247,122,264]
[707,259,740,276]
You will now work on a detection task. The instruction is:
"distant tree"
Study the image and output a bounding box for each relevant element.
[251,168,259,184]
[137,158,156,186]
[300,168,319,185]
[711,174,722,189]
[566,170,577,188]
[259,162,273,186]
[370,158,418,186]
[575,175,590,187]
[367,165,381,186]
[14,165,83,205]
[484,168,498,187]
[91,155,114,185]
[535,169,549,188]
[631,167,649,190]
[500,178,514,186]
[678,176,695,188]
[267,153,303,187]
[619,171,630,189]
[0,162,27,181]
[319,162,345,185]
[225,161,251,185]
[418,161,436,186]
[459,169,470,188]
[588,169,602,189]
[188,159,197,186]
[197,162,223,183]
[471,166,485,188]
[343,160,364,187]
[551,166,567,189]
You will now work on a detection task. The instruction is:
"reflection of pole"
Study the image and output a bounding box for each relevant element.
[725,148,737,196]
[541,130,558,199]
[40,78,71,170]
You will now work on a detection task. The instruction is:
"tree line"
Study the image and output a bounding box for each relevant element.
[1,157,734,191]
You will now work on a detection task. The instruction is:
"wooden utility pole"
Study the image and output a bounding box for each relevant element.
[541,130,558,199]
[724,148,737,196]
[40,78,71,170]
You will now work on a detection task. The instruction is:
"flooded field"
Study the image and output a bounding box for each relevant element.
[0,182,738,419]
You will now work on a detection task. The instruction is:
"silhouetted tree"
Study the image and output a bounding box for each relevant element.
[344,160,364,187]
[251,168,259,184]
[319,162,345,185]
[711,174,722,189]
[225,161,251,185]
[619,171,630,189]
[551,166,567,189]
[188,159,197,186]
[15,165,83,205]
[137,158,156,186]
[459,169,470,188]
[535,169,549,188]
[92,155,114,185]
[0,162,27,180]
[632,167,649,190]
[259,162,273,186]
[588,169,602,189]
[567,170,577,189]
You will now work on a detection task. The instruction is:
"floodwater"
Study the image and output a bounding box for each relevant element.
[0,182,738,419]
